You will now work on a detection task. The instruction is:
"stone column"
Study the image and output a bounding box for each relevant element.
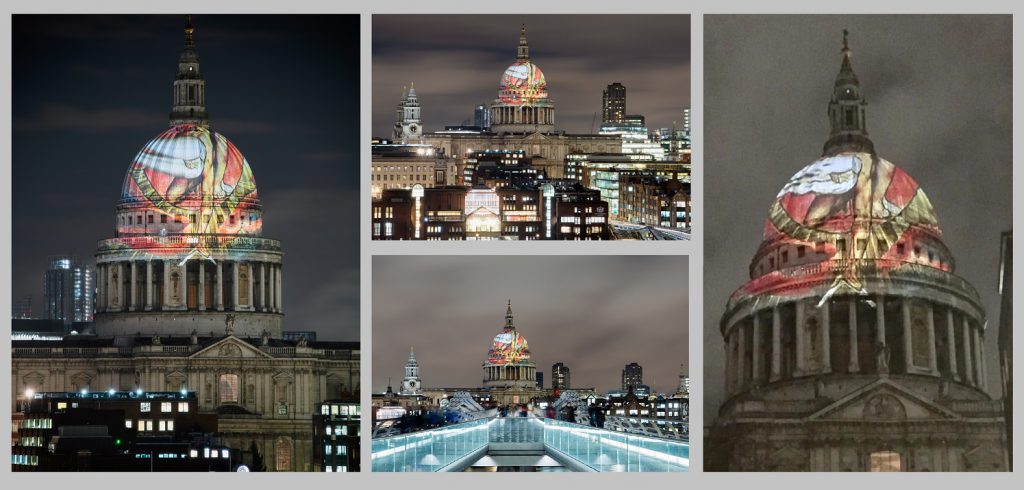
[129,261,138,311]
[198,261,206,311]
[795,300,806,375]
[145,261,154,311]
[972,327,984,390]
[771,306,782,381]
[232,262,240,310]
[848,296,859,373]
[162,260,171,310]
[926,303,938,374]
[96,263,105,313]
[902,298,914,372]
[737,324,746,390]
[247,262,255,311]
[752,312,762,383]
[962,316,974,385]
[821,299,831,373]
[179,261,187,310]
[214,261,224,311]
[275,265,282,312]
[261,263,269,312]
[105,263,113,310]
[946,308,958,379]
[269,265,276,312]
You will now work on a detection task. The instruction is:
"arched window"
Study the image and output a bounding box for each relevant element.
[275,437,293,472]
[219,374,239,404]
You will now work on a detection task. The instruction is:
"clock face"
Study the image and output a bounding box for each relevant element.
[409,124,419,134]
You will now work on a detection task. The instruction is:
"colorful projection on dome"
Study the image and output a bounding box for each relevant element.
[498,60,548,105]
[110,124,263,256]
[487,329,531,365]
[735,152,946,303]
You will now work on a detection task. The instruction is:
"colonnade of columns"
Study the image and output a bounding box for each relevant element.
[96,259,282,314]
[724,294,987,396]
[485,364,536,383]
[491,105,554,126]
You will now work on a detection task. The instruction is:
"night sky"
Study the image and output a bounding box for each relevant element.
[703,15,1012,417]
[373,256,688,395]
[372,14,690,137]
[11,15,360,341]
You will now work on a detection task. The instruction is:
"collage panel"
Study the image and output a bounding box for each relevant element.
[370,255,690,472]
[10,15,361,472]
[371,15,692,241]
[703,15,1012,472]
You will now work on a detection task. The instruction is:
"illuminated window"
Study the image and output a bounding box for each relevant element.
[125,419,133,428]
[870,451,901,472]
[278,402,288,415]
[219,374,239,404]
[275,437,293,471]
[138,420,146,431]
[56,402,67,410]
[141,402,151,413]
[178,402,189,412]
[161,402,172,413]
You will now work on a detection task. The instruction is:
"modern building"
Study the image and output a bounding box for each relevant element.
[371,180,609,240]
[13,295,33,319]
[676,366,690,396]
[11,18,360,472]
[11,390,229,472]
[706,33,1007,472]
[536,372,543,389]
[618,173,691,230]
[552,362,571,391]
[998,231,1012,469]
[44,255,95,325]
[622,362,643,391]
[602,82,626,124]
[312,400,360,472]
[473,103,490,130]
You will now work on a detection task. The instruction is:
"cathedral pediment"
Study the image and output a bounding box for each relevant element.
[806,378,960,422]
[190,336,272,359]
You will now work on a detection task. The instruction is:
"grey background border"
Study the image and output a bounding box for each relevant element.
[0,0,1020,486]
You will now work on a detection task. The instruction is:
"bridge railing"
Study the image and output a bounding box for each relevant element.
[370,417,489,472]
[543,419,689,472]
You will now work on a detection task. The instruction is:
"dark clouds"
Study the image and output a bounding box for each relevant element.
[373,256,689,395]
[372,15,690,137]
[11,15,360,341]
[703,15,1011,416]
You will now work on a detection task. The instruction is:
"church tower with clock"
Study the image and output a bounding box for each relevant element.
[393,83,422,143]
[401,347,422,395]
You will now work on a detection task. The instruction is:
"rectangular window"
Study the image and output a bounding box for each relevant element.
[161,402,172,413]
[781,251,789,264]
[161,215,168,224]
[148,215,154,224]
[138,420,146,431]
[189,214,196,224]
[897,242,906,255]
[140,402,151,413]
[125,419,133,429]
[797,245,806,258]
[836,239,847,254]
[178,402,189,412]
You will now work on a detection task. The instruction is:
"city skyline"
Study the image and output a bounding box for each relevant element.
[373,255,688,395]
[372,15,690,137]
[703,15,1011,417]
[11,15,360,340]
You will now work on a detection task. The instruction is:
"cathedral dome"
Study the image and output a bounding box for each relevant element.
[487,328,531,365]
[498,59,548,105]
[118,123,262,238]
[762,151,941,246]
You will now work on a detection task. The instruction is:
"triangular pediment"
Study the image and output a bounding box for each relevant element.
[807,378,961,422]
[190,336,272,359]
